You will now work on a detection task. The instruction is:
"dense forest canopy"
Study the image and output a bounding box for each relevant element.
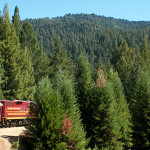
[29,13,150,65]
[0,4,150,150]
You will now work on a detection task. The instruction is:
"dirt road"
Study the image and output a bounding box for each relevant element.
[0,127,26,150]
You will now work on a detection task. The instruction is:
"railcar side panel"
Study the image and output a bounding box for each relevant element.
[0,100,32,127]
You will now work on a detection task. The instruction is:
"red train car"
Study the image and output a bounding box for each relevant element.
[0,100,32,127]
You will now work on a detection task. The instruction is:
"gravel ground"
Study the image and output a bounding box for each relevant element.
[0,127,26,150]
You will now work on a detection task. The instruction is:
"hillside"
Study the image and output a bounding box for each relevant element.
[29,14,150,65]
[1,5,150,149]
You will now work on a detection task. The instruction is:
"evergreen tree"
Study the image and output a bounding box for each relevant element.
[0,4,35,100]
[20,20,49,83]
[132,67,150,149]
[75,55,94,141]
[115,56,131,101]
[0,16,4,41]
[113,40,137,106]
[12,5,22,37]
[113,40,135,65]
[0,4,22,99]
[141,39,150,63]
[56,70,88,149]
[49,36,74,82]
[107,68,133,149]
[25,77,65,150]
[16,47,35,100]
[0,52,4,99]
[91,67,122,149]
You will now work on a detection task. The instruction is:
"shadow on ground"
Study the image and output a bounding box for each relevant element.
[1,135,30,150]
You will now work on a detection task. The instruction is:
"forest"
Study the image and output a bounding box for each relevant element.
[0,4,150,150]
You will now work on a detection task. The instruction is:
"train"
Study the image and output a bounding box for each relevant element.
[0,100,33,127]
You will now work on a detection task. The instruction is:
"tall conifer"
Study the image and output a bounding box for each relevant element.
[132,67,150,149]
[56,71,88,149]
[49,36,74,82]
[17,47,35,100]
[91,72,120,149]
[20,20,49,83]
[75,55,94,141]
[0,4,35,100]
[25,77,65,149]
[0,4,21,99]
[0,16,4,41]
[12,5,22,37]
[0,52,4,99]
[107,68,133,149]
[141,39,150,63]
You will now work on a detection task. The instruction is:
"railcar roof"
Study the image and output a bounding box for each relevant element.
[0,100,34,103]
[0,100,28,101]
[0,100,12,101]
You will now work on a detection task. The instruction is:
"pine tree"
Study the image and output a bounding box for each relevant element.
[0,52,4,99]
[0,4,22,99]
[132,67,150,149]
[113,40,129,64]
[113,40,135,65]
[0,4,35,100]
[16,47,35,100]
[88,66,132,149]
[141,39,150,63]
[12,5,22,37]
[91,69,121,149]
[75,55,94,141]
[0,16,4,41]
[20,20,49,83]
[107,68,133,149]
[56,70,88,149]
[25,77,65,150]
[49,36,74,82]
[113,40,137,106]
[115,56,131,100]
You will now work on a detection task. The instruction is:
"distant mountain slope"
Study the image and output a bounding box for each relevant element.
[29,14,150,65]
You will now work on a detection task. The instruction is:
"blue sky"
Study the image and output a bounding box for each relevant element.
[0,0,150,21]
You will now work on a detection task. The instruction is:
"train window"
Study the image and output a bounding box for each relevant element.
[26,103,30,106]
[21,106,25,111]
[16,101,22,105]
[6,102,13,106]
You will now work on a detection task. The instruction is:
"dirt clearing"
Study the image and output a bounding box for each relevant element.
[0,127,26,150]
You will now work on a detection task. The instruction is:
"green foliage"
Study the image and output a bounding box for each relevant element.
[49,36,74,83]
[0,5,35,100]
[132,67,150,149]
[26,77,64,150]
[28,14,148,66]
[26,75,87,150]
[87,67,133,149]
[0,16,4,41]
[20,20,49,83]
[91,80,121,149]
[16,47,35,100]
[75,55,94,142]
[115,56,132,101]
[0,5,22,99]
[107,68,133,149]
[1,5,150,149]
[12,138,19,149]
[113,40,135,65]
[56,70,88,149]
[141,39,150,63]
[12,5,22,36]
[0,52,4,99]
